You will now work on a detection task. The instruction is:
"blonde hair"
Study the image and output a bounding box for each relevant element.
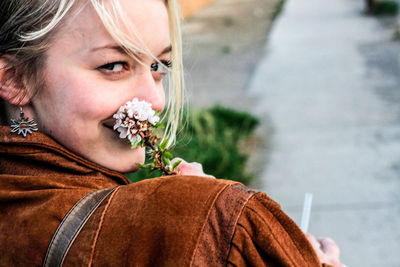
[0,0,184,145]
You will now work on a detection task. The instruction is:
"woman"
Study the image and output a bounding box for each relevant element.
[0,0,343,266]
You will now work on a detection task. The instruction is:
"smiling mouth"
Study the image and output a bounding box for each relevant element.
[102,118,116,131]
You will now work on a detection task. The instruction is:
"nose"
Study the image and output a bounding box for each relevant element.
[134,71,166,112]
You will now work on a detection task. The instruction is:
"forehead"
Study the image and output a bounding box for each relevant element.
[51,0,170,56]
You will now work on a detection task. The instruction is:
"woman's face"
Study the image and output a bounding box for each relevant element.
[31,0,170,172]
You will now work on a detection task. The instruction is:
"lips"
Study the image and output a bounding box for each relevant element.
[102,118,116,130]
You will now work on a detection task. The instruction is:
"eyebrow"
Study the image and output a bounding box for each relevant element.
[90,44,172,57]
[159,45,172,56]
[90,45,126,53]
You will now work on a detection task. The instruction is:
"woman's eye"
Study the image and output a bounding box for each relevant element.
[99,62,127,72]
[150,63,161,72]
[151,61,172,73]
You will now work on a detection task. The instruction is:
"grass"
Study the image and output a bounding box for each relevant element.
[126,105,260,185]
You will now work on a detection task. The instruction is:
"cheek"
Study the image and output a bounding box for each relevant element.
[43,69,117,122]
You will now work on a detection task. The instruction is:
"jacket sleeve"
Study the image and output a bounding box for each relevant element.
[226,192,330,267]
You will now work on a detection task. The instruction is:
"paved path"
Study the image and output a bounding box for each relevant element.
[248,0,400,266]
[182,0,280,110]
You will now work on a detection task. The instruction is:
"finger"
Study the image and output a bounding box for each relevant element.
[176,162,196,175]
[171,158,215,178]
[319,237,340,258]
[191,163,213,177]
[305,233,320,250]
[305,234,327,261]
[171,158,189,172]
[171,157,185,165]
[175,161,211,177]
[185,161,200,172]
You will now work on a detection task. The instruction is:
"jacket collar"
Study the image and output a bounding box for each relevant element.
[0,125,130,184]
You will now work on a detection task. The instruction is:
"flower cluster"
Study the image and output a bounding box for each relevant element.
[113,98,180,176]
[113,98,160,148]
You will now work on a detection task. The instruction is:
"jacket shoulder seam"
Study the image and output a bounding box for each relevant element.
[188,182,232,265]
[191,183,257,266]
[241,199,306,265]
[87,186,121,266]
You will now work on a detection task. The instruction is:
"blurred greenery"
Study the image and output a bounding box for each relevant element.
[371,0,398,15]
[126,105,260,185]
[273,0,287,20]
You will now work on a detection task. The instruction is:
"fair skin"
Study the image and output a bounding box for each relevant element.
[306,234,347,267]
[0,0,343,265]
[0,0,200,174]
[32,0,167,172]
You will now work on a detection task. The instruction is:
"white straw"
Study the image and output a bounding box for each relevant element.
[300,193,313,233]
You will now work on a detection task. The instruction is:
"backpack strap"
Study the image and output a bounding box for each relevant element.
[43,187,117,267]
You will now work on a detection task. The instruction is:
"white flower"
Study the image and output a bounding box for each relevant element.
[113,97,161,145]
[148,115,160,125]
[134,108,148,121]
[117,126,130,139]
[128,133,141,145]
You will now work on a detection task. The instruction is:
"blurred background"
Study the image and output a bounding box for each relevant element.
[181,0,400,266]
[132,0,400,265]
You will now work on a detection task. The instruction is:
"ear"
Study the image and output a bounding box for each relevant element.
[0,57,30,106]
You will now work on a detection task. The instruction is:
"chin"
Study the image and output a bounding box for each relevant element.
[113,147,146,173]
[119,164,141,174]
[90,145,146,173]
[102,158,143,173]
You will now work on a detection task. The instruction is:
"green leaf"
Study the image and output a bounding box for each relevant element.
[131,138,144,149]
[136,163,146,168]
[140,138,146,147]
[131,143,139,149]
[155,122,165,128]
[136,163,156,170]
[163,151,173,159]
[172,160,182,170]
[160,139,169,151]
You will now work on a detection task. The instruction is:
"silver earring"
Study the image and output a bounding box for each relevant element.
[10,107,38,137]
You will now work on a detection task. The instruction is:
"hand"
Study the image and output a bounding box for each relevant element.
[171,158,215,178]
[306,233,347,267]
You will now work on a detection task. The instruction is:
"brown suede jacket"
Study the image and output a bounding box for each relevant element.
[0,125,327,266]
